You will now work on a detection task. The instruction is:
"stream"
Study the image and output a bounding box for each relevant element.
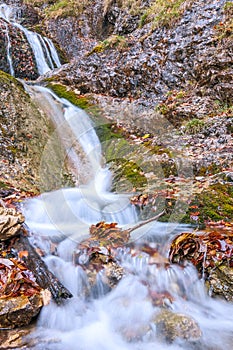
[1,3,233,350]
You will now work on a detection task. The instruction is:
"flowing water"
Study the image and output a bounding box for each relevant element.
[0,3,61,75]
[21,88,233,349]
[3,20,14,75]
[1,2,233,349]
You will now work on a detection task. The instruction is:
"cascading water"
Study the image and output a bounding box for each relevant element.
[1,2,233,350]
[3,20,14,75]
[0,3,61,76]
[14,23,61,74]
[21,89,233,350]
[22,83,138,241]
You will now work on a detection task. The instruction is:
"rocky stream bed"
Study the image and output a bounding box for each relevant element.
[0,0,233,349]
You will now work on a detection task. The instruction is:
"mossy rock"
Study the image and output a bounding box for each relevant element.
[180,183,233,225]
[46,83,91,109]
[0,71,24,91]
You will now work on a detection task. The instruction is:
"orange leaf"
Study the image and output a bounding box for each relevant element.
[18,251,29,259]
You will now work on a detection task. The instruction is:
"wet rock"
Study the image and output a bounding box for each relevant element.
[0,294,42,329]
[154,309,202,342]
[169,229,233,301]
[0,207,24,241]
[0,16,38,80]
[100,261,124,288]
[208,263,233,301]
[73,222,128,293]
[0,325,35,349]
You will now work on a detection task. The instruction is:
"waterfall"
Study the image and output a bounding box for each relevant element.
[22,83,138,243]
[0,3,61,76]
[14,23,61,74]
[1,3,233,350]
[3,20,14,75]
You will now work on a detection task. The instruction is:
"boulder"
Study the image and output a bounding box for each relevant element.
[0,294,42,329]
[154,309,202,342]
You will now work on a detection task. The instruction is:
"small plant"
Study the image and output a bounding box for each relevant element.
[155,103,169,115]
[139,12,148,27]
[87,35,127,56]
[175,90,186,99]
[141,0,192,28]
[184,118,205,134]
[103,35,127,49]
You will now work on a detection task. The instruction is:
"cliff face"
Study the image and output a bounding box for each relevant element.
[45,0,232,106]
[1,1,232,107]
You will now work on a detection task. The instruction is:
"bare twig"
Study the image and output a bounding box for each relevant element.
[128,210,165,234]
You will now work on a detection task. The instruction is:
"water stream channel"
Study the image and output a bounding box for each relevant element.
[0,3,233,350]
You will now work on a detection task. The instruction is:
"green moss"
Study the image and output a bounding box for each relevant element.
[155,103,169,115]
[183,118,205,134]
[0,181,8,189]
[87,35,127,57]
[95,123,123,143]
[110,158,147,190]
[45,0,91,18]
[139,12,148,27]
[181,183,233,225]
[46,83,91,109]
[197,164,222,177]
[156,182,233,225]
[0,70,24,91]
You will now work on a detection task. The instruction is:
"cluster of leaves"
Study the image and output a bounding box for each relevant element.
[0,183,38,210]
[0,257,41,299]
[73,222,130,270]
[169,227,233,274]
[79,221,130,251]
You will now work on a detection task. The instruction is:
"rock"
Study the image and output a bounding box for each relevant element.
[208,263,233,302]
[169,229,233,301]
[0,325,35,349]
[0,294,42,329]
[73,222,128,294]
[154,309,202,342]
[0,207,24,241]
[0,70,74,192]
[0,17,38,80]
[100,261,124,288]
